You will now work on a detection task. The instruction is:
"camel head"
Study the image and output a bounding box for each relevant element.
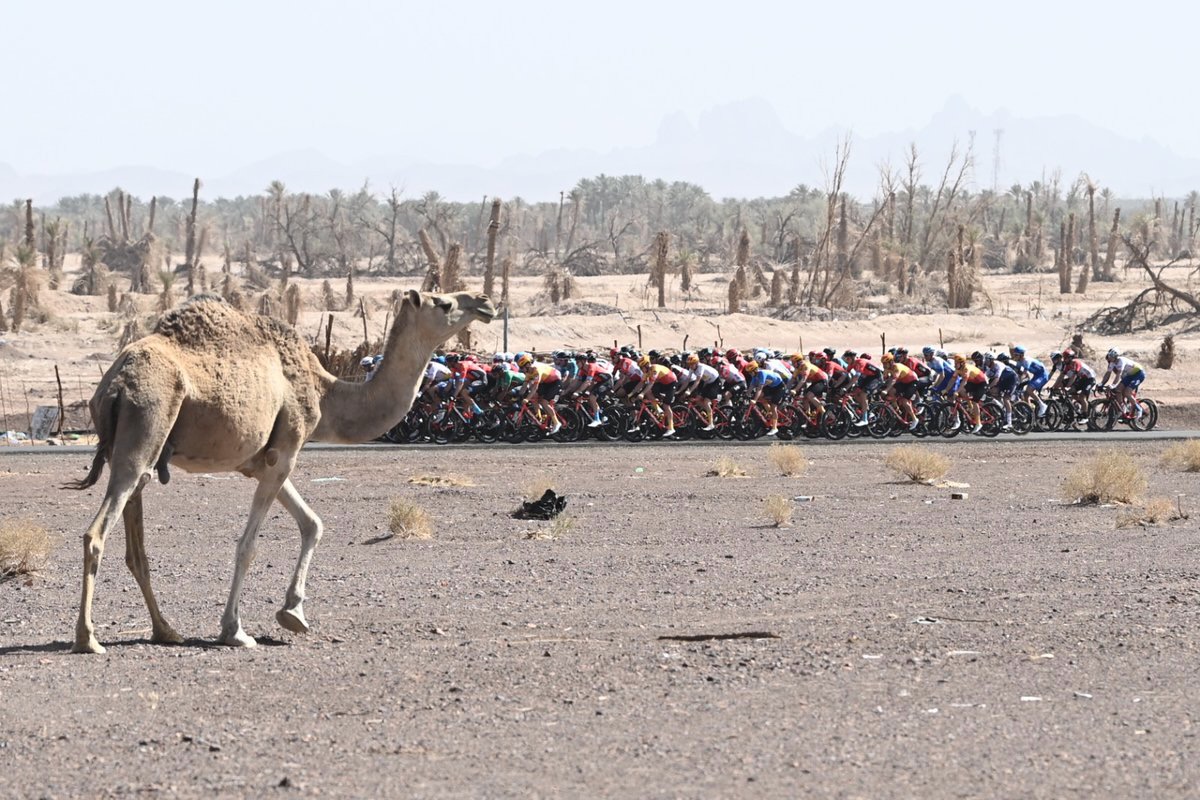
[400,289,496,345]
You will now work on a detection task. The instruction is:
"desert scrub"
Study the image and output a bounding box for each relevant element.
[885,446,949,483]
[707,456,749,478]
[387,499,433,540]
[0,518,54,578]
[763,495,793,527]
[1161,440,1200,472]
[767,443,807,477]
[1061,451,1146,505]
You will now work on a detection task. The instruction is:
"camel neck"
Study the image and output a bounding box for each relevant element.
[310,316,439,444]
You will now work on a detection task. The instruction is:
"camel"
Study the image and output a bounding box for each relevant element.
[68,289,495,654]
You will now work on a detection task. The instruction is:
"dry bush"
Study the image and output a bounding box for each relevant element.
[0,518,54,578]
[1161,440,1200,472]
[522,473,556,501]
[768,443,807,477]
[408,474,474,488]
[763,495,793,527]
[1117,497,1186,528]
[1061,451,1147,505]
[387,499,433,540]
[885,446,950,483]
[707,456,749,478]
[525,515,575,541]
[1156,334,1175,370]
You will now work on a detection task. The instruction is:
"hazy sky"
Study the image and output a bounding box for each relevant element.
[4,0,1197,175]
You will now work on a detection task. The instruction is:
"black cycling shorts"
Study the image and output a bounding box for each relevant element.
[857,375,882,393]
[762,384,785,405]
[652,381,677,405]
[538,380,561,400]
[806,380,828,398]
[894,380,917,400]
[964,381,986,401]
[699,379,721,400]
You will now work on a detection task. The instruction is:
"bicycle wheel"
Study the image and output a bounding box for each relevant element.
[554,406,582,442]
[426,408,460,444]
[1010,402,1034,435]
[1088,398,1115,431]
[1131,398,1157,431]
[713,405,737,440]
[822,406,850,440]
[865,403,893,439]
[937,405,963,438]
[979,400,1004,437]
[623,410,648,442]
[473,408,505,444]
[597,406,626,441]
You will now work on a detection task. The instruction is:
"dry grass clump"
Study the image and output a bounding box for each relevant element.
[1161,440,1200,472]
[1061,451,1147,505]
[763,495,793,527]
[522,473,557,501]
[387,499,433,540]
[408,473,474,488]
[524,515,575,541]
[707,456,749,478]
[1117,497,1187,528]
[0,518,54,579]
[885,446,950,483]
[767,443,807,477]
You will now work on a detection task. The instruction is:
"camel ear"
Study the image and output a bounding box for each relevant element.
[405,289,420,308]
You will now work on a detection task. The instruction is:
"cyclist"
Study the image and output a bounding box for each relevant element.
[635,355,678,437]
[574,351,614,427]
[849,352,885,426]
[1055,349,1096,426]
[517,353,563,435]
[923,346,956,400]
[954,353,988,434]
[990,353,1019,430]
[679,352,721,431]
[881,352,921,430]
[446,353,489,418]
[360,356,378,383]
[1009,345,1050,419]
[1098,348,1147,421]
[745,360,785,436]
[420,356,453,403]
[612,349,644,399]
[791,354,829,422]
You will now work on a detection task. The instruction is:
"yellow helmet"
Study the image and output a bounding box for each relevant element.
[789,353,804,364]
[952,353,967,367]
[881,353,895,365]
[744,360,759,374]
[637,355,651,368]
[517,354,533,368]
[686,353,699,366]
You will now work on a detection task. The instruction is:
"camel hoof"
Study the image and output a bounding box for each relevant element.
[151,626,184,645]
[220,629,258,648]
[275,608,310,634]
[72,638,106,655]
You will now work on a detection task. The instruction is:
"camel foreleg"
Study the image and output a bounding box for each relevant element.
[274,479,324,634]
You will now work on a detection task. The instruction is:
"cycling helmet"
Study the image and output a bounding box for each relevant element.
[808,350,820,361]
[360,357,375,369]
[1011,344,1026,356]
[1052,350,1065,361]
[896,347,909,358]
[492,353,506,363]
[433,355,446,365]
[725,348,740,361]
[842,350,857,360]
[936,349,948,359]
[517,354,533,368]
[823,347,837,359]
[669,354,682,366]
[638,355,651,368]
[553,350,567,360]
[996,352,1011,364]
[953,354,967,367]
[861,353,872,361]
[1107,348,1121,359]
[983,352,996,364]
[922,346,935,357]
[744,360,759,374]
[685,353,699,366]
[881,353,895,365]
[445,353,460,365]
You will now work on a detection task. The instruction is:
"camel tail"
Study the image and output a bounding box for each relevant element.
[64,387,121,491]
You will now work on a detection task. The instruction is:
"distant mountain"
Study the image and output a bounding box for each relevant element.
[5,96,1200,203]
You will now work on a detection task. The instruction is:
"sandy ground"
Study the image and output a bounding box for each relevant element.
[1,441,1198,798]
[1,257,1197,437]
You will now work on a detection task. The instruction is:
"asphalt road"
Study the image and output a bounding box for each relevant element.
[0,428,1196,457]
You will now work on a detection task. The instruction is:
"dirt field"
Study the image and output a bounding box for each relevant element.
[1,441,1198,798]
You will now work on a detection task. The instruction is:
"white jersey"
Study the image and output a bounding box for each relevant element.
[688,363,720,384]
[424,361,451,382]
[1109,357,1144,379]
[764,359,793,380]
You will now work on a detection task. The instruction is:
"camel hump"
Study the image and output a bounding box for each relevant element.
[152,295,244,347]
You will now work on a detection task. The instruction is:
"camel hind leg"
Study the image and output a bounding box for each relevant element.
[74,385,183,654]
[274,479,323,634]
[123,489,184,644]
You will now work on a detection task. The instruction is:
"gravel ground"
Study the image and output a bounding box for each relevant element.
[1,441,1198,798]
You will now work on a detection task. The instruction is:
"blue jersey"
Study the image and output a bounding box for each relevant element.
[1016,357,1046,379]
[750,369,785,389]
